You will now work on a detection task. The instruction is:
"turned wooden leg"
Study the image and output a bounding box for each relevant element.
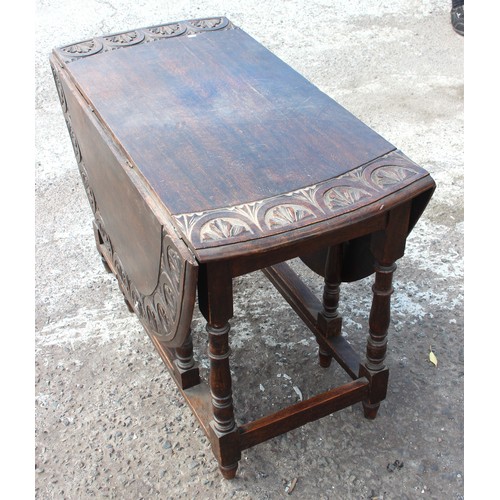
[207,321,239,479]
[171,330,200,390]
[318,347,333,368]
[317,245,343,367]
[175,333,196,371]
[360,202,411,419]
[208,323,235,434]
[198,262,241,479]
[361,262,395,419]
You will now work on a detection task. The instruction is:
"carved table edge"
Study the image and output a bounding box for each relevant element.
[52,17,237,64]
[173,151,434,253]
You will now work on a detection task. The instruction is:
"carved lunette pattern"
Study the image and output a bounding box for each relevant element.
[95,209,186,344]
[55,17,234,64]
[174,153,427,248]
[51,62,194,346]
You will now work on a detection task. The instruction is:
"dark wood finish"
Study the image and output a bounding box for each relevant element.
[299,184,434,284]
[174,333,196,371]
[196,175,434,266]
[239,378,369,450]
[317,245,343,367]
[51,17,436,480]
[170,331,201,390]
[198,263,240,479]
[52,61,199,349]
[56,22,395,217]
[173,151,432,253]
[359,202,412,418]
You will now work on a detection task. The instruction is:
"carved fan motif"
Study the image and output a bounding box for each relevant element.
[148,23,185,37]
[157,302,172,331]
[323,186,371,209]
[200,218,252,242]
[113,255,130,294]
[97,234,185,342]
[78,167,97,214]
[163,281,176,308]
[50,65,67,112]
[55,18,234,63]
[66,121,82,163]
[104,31,142,46]
[173,155,428,247]
[61,40,96,54]
[265,204,315,229]
[95,215,113,256]
[167,246,182,279]
[189,18,225,30]
[146,304,159,332]
[371,166,417,188]
[131,286,145,317]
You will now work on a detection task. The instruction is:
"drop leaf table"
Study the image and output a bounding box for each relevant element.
[50,17,435,479]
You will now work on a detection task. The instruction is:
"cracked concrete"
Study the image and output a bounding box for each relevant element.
[35,1,463,498]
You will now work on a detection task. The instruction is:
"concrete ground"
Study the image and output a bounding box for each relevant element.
[35,1,464,498]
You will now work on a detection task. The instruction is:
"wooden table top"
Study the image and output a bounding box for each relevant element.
[53,17,433,256]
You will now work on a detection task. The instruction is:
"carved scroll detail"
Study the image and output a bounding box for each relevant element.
[94,214,191,345]
[56,17,235,63]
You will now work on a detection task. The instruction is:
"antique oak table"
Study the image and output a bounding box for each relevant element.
[50,17,435,479]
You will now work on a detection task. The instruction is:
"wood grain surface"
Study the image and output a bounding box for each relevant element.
[58,25,395,215]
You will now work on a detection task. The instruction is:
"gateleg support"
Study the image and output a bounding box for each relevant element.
[316,244,343,368]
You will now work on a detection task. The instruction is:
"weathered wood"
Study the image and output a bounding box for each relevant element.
[149,334,213,437]
[317,245,343,366]
[239,378,369,450]
[360,202,412,418]
[51,16,436,480]
[198,263,240,479]
[52,60,199,348]
[54,22,395,218]
[171,331,201,390]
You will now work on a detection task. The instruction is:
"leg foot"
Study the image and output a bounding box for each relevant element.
[318,348,333,368]
[361,262,395,415]
[219,463,238,480]
[362,401,380,420]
